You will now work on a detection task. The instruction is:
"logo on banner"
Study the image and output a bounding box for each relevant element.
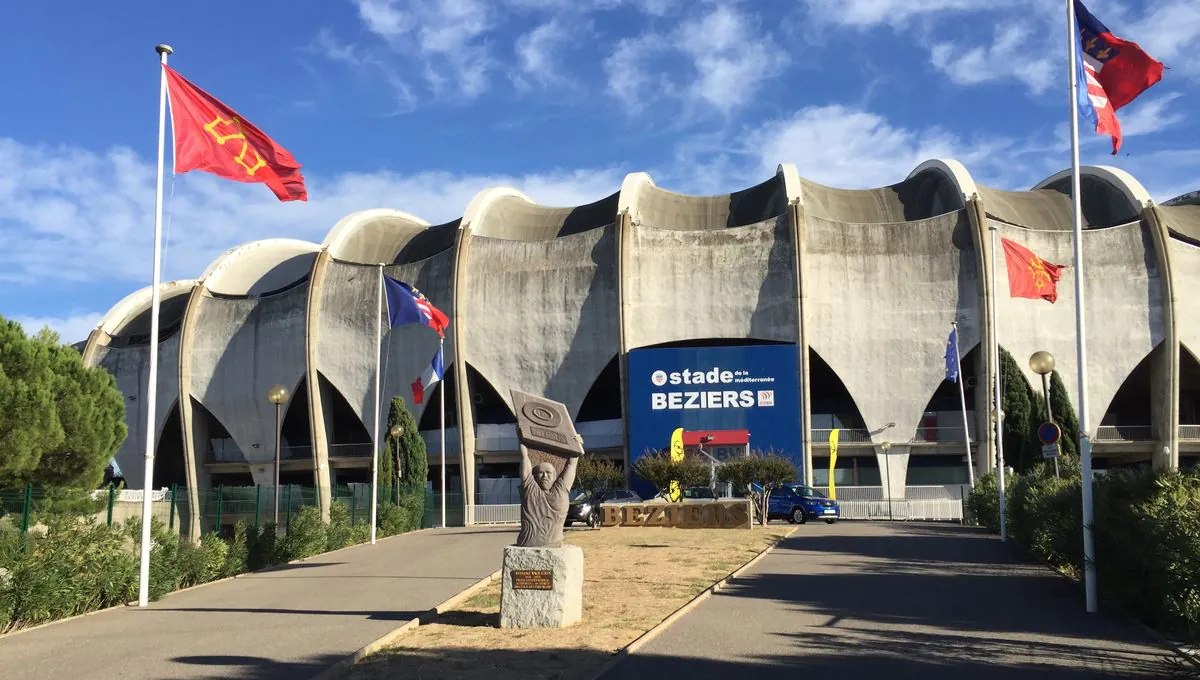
[651,370,668,386]
[757,390,775,407]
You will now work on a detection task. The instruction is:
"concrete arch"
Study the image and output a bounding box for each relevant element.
[82,279,196,366]
[467,190,621,241]
[626,172,791,231]
[200,238,320,297]
[776,163,803,207]
[322,209,431,265]
[1030,166,1151,229]
[907,159,979,205]
[1166,190,1200,207]
[800,169,966,224]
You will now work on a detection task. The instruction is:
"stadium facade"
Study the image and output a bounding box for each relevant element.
[82,159,1200,535]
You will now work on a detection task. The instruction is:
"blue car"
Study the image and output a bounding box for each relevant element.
[767,484,840,524]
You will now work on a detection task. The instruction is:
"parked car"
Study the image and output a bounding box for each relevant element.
[682,486,716,499]
[566,489,642,527]
[767,484,840,524]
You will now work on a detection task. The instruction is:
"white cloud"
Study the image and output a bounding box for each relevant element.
[0,137,625,292]
[1125,1,1200,77]
[604,5,787,117]
[804,0,998,29]
[514,18,573,88]
[930,21,1055,94]
[10,312,103,345]
[1118,93,1185,137]
[349,0,495,99]
[745,105,1014,189]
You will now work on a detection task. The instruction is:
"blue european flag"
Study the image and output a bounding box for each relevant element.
[945,327,959,383]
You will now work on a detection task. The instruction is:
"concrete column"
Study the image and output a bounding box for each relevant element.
[875,445,910,500]
[615,210,633,485]
[305,251,334,521]
[967,197,998,476]
[451,226,477,520]
[790,198,814,485]
[1145,206,1180,471]
[177,286,205,542]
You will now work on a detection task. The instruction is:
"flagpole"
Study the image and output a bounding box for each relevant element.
[370,265,383,544]
[953,322,975,489]
[1067,0,1098,614]
[138,44,173,609]
[989,225,1008,541]
[439,336,446,529]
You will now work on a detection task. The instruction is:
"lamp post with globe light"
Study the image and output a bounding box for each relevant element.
[267,385,289,529]
[1029,351,1060,477]
[389,423,404,504]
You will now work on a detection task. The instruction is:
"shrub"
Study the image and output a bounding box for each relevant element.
[247,523,279,571]
[574,456,625,497]
[717,452,798,526]
[633,451,712,499]
[223,521,252,578]
[377,503,410,538]
[275,507,327,563]
[197,533,229,584]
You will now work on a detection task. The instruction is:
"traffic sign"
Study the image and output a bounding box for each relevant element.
[1042,443,1060,460]
[1037,421,1061,445]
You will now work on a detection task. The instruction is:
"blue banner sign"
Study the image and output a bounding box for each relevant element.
[626,344,803,497]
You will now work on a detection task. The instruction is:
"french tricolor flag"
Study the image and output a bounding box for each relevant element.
[411,348,444,405]
[1073,0,1163,154]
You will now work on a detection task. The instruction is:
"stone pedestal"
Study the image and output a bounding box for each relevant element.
[499,544,583,628]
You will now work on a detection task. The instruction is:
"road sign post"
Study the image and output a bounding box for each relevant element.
[1037,422,1062,477]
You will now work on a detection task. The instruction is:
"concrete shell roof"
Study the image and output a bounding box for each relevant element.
[322,209,431,265]
[1159,203,1200,243]
[1031,165,1151,228]
[800,170,967,224]
[621,169,793,231]
[95,279,196,338]
[466,187,621,241]
[200,238,320,297]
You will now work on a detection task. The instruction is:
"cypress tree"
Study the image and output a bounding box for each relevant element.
[1049,370,1080,459]
[385,396,427,525]
[999,348,1037,472]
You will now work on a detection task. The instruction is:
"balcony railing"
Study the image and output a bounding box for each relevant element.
[207,441,372,463]
[1180,425,1200,440]
[812,429,872,444]
[812,427,975,445]
[1094,425,1154,442]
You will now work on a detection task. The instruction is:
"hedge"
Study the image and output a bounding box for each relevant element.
[968,459,1200,643]
[0,499,419,634]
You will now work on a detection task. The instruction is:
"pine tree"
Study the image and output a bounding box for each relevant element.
[0,318,64,486]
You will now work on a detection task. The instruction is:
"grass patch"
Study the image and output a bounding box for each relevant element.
[348,525,790,680]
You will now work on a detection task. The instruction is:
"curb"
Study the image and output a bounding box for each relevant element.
[308,568,502,680]
[588,526,799,680]
[0,526,438,640]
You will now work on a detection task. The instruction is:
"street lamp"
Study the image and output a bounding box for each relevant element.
[389,424,404,503]
[880,441,893,521]
[1029,351,1060,477]
[267,384,289,530]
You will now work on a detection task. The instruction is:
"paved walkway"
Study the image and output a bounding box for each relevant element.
[0,526,515,680]
[607,522,1177,679]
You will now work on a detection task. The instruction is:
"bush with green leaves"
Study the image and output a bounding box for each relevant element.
[574,455,625,497]
[717,452,798,526]
[275,507,328,563]
[633,450,712,499]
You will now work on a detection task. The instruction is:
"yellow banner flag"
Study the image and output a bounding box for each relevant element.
[669,427,684,502]
[828,429,840,500]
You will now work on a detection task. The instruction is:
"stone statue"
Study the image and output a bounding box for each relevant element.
[516,441,578,548]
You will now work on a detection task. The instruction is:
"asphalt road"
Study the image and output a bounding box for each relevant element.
[0,526,516,680]
[607,521,1177,679]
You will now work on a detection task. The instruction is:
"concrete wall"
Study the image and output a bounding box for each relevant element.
[991,219,1164,431]
[91,334,182,488]
[462,226,618,419]
[624,216,797,348]
[186,287,311,464]
[804,210,982,447]
[1169,237,1200,358]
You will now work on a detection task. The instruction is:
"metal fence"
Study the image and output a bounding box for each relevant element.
[813,485,968,522]
[1180,425,1200,440]
[468,504,521,525]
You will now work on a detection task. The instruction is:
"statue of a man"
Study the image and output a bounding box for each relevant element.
[516,443,578,548]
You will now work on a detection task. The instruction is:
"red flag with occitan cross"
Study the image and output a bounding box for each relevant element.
[162,65,307,202]
[1001,237,1065,304]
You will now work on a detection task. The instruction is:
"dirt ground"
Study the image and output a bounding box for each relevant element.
[347,525,792,680]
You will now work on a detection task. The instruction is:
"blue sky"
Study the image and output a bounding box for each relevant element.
[2,0,1197,343]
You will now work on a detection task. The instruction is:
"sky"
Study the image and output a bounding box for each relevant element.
[1,0,1198,344]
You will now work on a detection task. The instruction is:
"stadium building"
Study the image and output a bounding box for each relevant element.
[82,159,1200,535]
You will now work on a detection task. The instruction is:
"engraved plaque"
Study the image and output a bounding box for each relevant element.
[511,569,554,590]
[511,390,584,459]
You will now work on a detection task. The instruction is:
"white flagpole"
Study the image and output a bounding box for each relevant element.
[953,322,975,489]
[439,336,446,529]
[370,265,383,544]
[138,44,172,609]
[1066,0,1098,613]
[989,225,1007,541]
